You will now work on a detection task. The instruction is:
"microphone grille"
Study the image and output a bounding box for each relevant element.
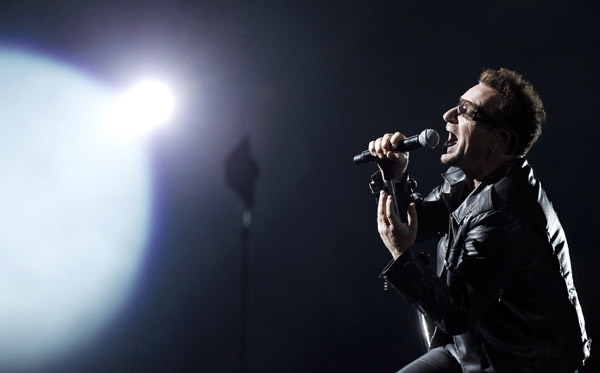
[419,129,440,149]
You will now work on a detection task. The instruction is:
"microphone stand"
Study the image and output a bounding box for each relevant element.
[225,136,259,373]
[383,171,431,354]
[240,206,251,373]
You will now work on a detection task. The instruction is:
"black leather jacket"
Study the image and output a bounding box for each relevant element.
[373,159,590,372]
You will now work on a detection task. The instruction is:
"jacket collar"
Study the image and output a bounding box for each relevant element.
[441,166,466,187]
[447,159,524,224]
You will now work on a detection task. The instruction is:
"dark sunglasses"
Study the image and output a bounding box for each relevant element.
[457,98,502,127]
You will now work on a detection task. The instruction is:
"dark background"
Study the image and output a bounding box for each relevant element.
[1,1,598,372]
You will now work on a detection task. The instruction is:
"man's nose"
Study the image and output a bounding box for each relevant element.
[443,107,458,124]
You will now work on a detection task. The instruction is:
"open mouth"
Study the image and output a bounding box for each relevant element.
[443,131,458,149]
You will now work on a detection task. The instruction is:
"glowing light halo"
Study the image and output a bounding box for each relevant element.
[0,46,151,370]
[110,79,175,137]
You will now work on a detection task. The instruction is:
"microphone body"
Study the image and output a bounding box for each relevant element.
[353,129,440,165]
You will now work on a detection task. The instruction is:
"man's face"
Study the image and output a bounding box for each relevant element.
[440,83,501,172]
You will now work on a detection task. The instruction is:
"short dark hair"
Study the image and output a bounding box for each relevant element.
[479,68,546,157]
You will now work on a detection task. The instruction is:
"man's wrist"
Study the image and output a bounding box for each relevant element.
[382,170,406,183]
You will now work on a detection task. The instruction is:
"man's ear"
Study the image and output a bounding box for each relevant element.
[493,128,517,155]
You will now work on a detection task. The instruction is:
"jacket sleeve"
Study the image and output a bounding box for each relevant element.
[381,209,532,335]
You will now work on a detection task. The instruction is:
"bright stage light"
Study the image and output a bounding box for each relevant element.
[0,47,151,370]
[110,79,175,137]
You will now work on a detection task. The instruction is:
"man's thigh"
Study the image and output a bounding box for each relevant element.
[398,346,462,373]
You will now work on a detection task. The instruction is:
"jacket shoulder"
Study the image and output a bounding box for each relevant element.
[490,160,554,237]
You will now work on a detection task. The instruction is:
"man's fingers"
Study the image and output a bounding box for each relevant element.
[368,132,410,165]
[387,151,409,161]
[385,195,400,225]
[374,138,383,158]
[390,132,406,148]
[385,132,409,162]
[407,202,418,233]
[377,191,387,225]
[385,195,393,221]
[381,133,393,153]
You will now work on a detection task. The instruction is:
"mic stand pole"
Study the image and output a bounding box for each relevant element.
[240,206,251,373]
[384,175,431,353]
[225,135,259,373]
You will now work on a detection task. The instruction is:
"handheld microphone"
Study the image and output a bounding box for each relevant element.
[353,129,439,165]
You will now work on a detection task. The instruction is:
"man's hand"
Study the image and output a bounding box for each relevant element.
[377,190,418,260]
[368,132,409,182]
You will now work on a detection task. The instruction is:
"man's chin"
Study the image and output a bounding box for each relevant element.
[440,153,457,166]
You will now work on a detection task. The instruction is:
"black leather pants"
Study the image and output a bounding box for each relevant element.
[397,345,461,373]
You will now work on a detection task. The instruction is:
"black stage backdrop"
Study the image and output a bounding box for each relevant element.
[0,1,598,372]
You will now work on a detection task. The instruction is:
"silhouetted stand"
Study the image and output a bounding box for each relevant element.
[225,135,259,373]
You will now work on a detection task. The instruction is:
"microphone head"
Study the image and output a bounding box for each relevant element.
[418,129,440,149]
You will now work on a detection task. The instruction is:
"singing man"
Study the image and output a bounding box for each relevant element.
[368,68,590,372]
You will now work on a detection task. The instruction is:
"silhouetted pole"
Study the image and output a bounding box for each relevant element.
[225,135,259,373]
